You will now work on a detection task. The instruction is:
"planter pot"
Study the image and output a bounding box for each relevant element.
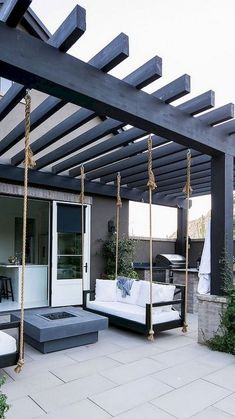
[197,294,228,344]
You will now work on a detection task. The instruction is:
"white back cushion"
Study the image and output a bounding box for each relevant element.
[116,280,140,305]
[0,331,17,355]
[95,279,117,302]
[136,281,175,311]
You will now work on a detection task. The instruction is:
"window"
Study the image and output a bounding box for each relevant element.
[129,201,177,239]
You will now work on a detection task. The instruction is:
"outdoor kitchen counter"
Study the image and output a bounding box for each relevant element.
[172,268,199,313]
[0,265,48,308]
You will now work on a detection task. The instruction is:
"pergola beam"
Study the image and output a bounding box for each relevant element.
[127,168,212,189]
[73,91,216,180]
[34,56,163,170]
[68,75,192,177]
[48,89,215,173]
[0,4,86,125]
[70,134,167,178]
[0,0,31,27]
[0,163,185,208]
[101,145,198,183]
[158,181,211,196]
[103,152,210,184]
[197,103,234,126]
[9,32,130,164]
[127,161,212,187]
[177,90,214,115]
[215,118,235,136]
[0,22,233,157]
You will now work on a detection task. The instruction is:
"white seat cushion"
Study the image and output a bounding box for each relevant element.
[0,331,17,355]
[136,281,175,311]
[87,300,180,324]
[116,280,140,305]
[95,279,117,302]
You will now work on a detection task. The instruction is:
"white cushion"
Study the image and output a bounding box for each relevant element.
[87,300,180,324]
[116,280,140,305]
[95,279,117,302]
[136,281,175,312]
[0,331,17,355]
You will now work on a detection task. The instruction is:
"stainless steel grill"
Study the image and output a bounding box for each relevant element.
[155,254,186,269]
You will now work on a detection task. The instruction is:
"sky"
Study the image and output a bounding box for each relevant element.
[31,0,232,237]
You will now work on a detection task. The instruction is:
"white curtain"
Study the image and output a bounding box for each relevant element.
[197,218,211,294]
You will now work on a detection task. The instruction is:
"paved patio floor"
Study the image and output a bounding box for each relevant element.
[1,314,235,419]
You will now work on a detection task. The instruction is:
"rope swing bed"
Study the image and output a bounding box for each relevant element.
[84,134,188,337]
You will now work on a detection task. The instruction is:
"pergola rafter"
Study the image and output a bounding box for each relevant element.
[0,0,234,294]
[8,32,130,162]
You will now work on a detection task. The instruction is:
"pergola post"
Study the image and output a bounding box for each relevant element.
[211,153,234,295]
[175,207,187,256]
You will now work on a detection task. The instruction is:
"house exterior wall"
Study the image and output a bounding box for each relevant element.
[134,239,176,263]
[90,196,129,288]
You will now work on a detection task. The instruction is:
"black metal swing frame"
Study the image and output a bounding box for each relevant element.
[83,283,186,336]
[0,317,20,368]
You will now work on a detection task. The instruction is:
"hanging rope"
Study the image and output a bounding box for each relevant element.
[15,90,35,374]
[115,173,122,279]
[147,135,157,341]
[79,165,85,294]
[182,149,192,333]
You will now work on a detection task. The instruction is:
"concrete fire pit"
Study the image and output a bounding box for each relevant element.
[11,307,108,353]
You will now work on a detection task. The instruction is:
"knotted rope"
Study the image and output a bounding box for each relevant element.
[115,173,122,279]
[79,165,85,293]
[15,90,35,374]
[147,135,157,341]
[182,149,192,333]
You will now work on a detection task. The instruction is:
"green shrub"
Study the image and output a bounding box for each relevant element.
[206,254,235,355]
[0,377,10,419]
[102,233,138,279]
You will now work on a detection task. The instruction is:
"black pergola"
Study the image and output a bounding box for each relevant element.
[0,0,234,294]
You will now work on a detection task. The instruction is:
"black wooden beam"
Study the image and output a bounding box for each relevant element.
[69,75,191,177]
[215,119,235,136]
[0,4,86,125]
[34,56,163,170]
[99,144,187,183]
[197,103,234,126]
[70,134,167,178]
[211,154,234,295]
[177,90,214,115]
[101,145,194,183]
[0,23,232,156]
[10,33,129,164]
[50,89,215,174]
[47,5,85,52]
[151,74,190,103]
[0,0,31,26]
[88,33,129,73]
[68,89,215,178]
[166,185,211,197]
[128,169,212,189]
[102,152,209,184]
[133,161,212,185]
[0,163,185,208]
[157,180,211,196]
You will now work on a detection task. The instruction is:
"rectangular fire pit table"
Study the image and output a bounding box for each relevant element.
[11,307,108,353]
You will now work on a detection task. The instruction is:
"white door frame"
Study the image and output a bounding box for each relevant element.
[51,201,91,307]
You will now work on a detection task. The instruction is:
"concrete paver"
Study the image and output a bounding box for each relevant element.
[0,314,233,419]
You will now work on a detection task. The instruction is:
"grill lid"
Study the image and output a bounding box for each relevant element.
[155,254,186,268]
